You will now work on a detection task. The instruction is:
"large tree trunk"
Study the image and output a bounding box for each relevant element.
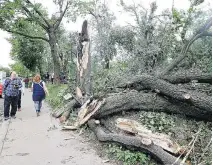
[93,91,211,121]
[76,20,92,98]
[164,72,212,84]
[49,30,61,81]
[117,74,211,112]
[88,119,185,165]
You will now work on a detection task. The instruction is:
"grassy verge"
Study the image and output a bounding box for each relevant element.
[46,84,68,110]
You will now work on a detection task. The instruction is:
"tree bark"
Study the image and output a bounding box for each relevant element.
[163,73,212,84]
[59,99,79,123]
[48,30,61,80]
[88,119,185,165]
[76,20,92,98]
[116,74,211,112]
[93,91,211,121]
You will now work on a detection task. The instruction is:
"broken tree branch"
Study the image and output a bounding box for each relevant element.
[159,17,212,76]
[163,72,212,84]
[25,0,51,27]
[88,119,186,165]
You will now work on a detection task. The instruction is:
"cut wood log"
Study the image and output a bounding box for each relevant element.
[59,99,79,123]
[88,119,186,165]
[163,73,212,84]
[62,99,105,129]
[116,74,211,112]
[79,99,105,126]
[52,101,77,118]
[78,99,93,122]
[115,118,182,154]
[93,91,211,121]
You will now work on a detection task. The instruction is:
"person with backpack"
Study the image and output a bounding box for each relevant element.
[31,74,49,117]
[3,71,22,120]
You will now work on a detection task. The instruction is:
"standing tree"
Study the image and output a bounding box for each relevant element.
[9,35,45,74]
[89,0,116,69]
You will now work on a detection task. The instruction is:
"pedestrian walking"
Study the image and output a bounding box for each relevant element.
[31,74,49,117]
[45,72,50,83]
[24,76,29,88]
[51,73,54,84]
[17,78,25,111]
[3,71,22,120]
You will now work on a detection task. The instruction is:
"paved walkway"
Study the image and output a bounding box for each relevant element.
[0,90,110,165]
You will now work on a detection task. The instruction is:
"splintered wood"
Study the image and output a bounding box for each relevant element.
[115,118,181,154]
[62,99,105,130]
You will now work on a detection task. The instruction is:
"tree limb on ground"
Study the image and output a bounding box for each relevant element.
[163,72,212,84]
[88,119,186,165]
[93,90,211,121]
[116,74,211,112]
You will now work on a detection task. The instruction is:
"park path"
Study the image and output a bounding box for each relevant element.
[0,90,111,165]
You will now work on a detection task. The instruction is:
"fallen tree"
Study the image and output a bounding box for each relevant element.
[93,91,211,121]
[88,119,186,165]
[164,73,212,84]
[117,74,211,113]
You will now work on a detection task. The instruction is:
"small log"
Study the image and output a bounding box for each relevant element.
[78,99,93,122]
[59,99,79,123]
[52,101,77,118]
[64,99,105,129]
[79,99,105,126]
[88,119,186,165]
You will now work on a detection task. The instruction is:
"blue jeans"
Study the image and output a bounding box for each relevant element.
[34,101,42,112]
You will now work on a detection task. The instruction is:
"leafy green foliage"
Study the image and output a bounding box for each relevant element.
[66,0,95,22]
[106,144,154,165]
[9,36,44,72]
[9,61,31,77]
[46,84,68,109]
[139,112,175,133]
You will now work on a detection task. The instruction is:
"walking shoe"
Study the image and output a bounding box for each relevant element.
[18,108,21,111]
[4,117,9,121]
[36,112,40,117]
[11,116,16,119]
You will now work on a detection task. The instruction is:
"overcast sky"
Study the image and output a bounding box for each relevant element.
[0,0,211,67]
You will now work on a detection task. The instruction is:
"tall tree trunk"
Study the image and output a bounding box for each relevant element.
[48,31,60,81]
[76,20,92,99]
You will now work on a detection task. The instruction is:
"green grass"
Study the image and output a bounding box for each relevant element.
[46,84,68,109]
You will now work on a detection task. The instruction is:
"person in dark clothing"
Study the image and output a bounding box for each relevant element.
[3,71,22,120]
[45,72,50,83]
[51,73,54,84]
[31,74,49,117]
[24,77,29,88]
[17,78,24,111]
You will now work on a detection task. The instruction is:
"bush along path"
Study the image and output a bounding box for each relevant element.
[0,90,112,165]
